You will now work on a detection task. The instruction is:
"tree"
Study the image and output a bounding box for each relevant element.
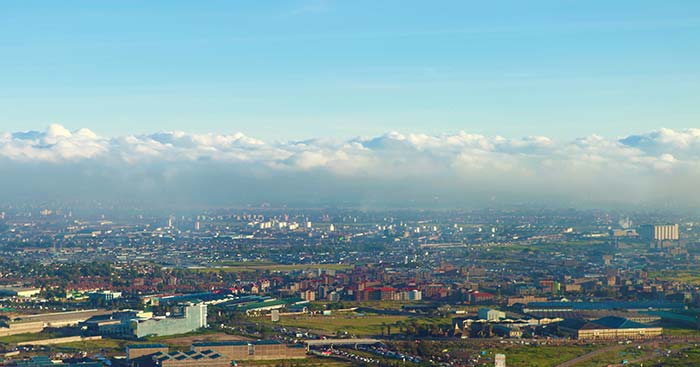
[0,314,9,329]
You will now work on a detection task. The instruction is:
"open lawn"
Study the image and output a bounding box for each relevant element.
[663,327,700,336]
[0,331,63,344]
[575,345,646,367]
[50,338,131,354]
[627,345,700,367]
[649,269,700,285]
[262,314,410,336]
[484,345,599,367]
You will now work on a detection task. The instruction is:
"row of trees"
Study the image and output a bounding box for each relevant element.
[380,319,450,338]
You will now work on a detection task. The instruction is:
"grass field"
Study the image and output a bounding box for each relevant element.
[626,345,700,366]
[0,331,63,344]
[262,313,410,336]
[52,338,130,352]
[575,345,645,367]
[663,327,700,336]
[484,345,599,367]
[649,269,700,285]
[348,300,425,310]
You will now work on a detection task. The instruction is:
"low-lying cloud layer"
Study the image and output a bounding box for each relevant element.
[1,124,699,208]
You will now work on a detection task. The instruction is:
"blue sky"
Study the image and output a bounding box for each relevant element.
[1,0,699,140]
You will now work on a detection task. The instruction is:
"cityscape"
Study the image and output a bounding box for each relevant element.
[3,207,700,366]
[2,1,700,367]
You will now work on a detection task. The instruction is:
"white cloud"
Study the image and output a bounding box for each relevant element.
[2,124,700,206]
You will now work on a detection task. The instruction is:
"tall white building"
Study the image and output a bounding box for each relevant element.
[640,224,679,241]
[640,224,679,247]
[495,354,506,367]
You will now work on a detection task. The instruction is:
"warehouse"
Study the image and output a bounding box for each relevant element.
[557,316,663,340]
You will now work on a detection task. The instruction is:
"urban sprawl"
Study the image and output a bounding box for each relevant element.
[2,207,700,366]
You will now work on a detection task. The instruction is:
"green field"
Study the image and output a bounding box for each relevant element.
[649,269,700,285]
[262,313,410,336]
[663,327,700,336]
[626,346,700,366]
[484,345,599,367]
[52,338,132,354]
[575,345,645,367]
[0,331,63,344]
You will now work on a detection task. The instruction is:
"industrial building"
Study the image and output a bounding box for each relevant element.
[0,287,41,298]
[126,341,306,367]
[1,309,111,337]
[524,301,685,313]
[152,350,229,367]
[558,316,663,340]
[127,345,228,367]
[127,344,170,361]
[88,290,122,303]
[82,303,207,339]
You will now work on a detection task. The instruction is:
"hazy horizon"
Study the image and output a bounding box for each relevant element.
[1,124,699,210]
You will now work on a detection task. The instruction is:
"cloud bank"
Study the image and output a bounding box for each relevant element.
[1,124,699,208]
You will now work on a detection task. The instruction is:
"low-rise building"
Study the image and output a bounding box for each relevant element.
[127,341,306,366]
[478,308,506,322]
[0,287,41,298]
[82,303,207,339]
[152,350,229,367]
[558,316,663,340]
[127,344,170,362]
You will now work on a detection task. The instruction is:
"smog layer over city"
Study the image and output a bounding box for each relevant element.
[2,2,700,367]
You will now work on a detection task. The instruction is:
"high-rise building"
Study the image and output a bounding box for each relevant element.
[640,224,679,242]
[640,224,679,249]
[495,354,506,367]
